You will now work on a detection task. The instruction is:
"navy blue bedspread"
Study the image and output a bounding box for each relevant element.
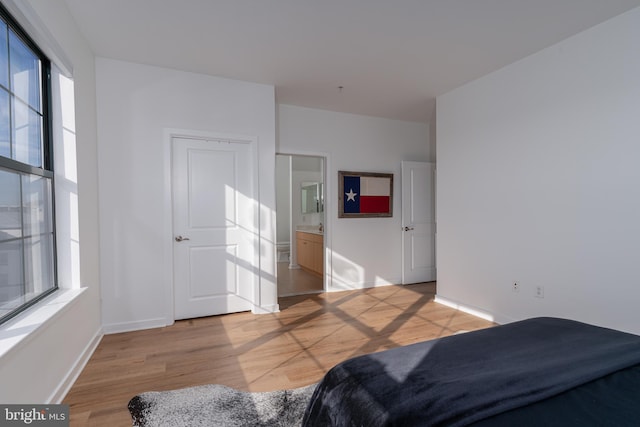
[302,317,640,427]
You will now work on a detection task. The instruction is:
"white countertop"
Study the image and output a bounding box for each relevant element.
[296,226,323,235]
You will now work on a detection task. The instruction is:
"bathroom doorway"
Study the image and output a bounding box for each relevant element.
[275,154,325,297]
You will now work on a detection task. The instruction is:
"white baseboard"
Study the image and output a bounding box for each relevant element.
[253,303,280,314]
[328,278,402,291]
[276,242,290,250]
[434,295,515,325]
[276,245,290,262]
[102,317,169,334]
[49,328,103,403]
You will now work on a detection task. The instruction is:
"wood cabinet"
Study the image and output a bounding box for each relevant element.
[296,231,323,276]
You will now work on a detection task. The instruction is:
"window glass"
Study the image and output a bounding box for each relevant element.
[9,31,40,112]
[0,169,55,318]
[0,168,21,239]
[0,20,8,89]
[0,240,24,314]
[0,88,9,157]
[23,174,52,237]
[23,234,54,296]
[0,169,24,315]
[12,97,42,167]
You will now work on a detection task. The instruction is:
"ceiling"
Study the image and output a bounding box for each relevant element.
[62,0,640,123]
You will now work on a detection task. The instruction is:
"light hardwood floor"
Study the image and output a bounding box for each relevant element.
[64,282,494,426]
[277,261,323,296]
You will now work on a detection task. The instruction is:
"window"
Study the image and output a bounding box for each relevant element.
[0,4,56,324]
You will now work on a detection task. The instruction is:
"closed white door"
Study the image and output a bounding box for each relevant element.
[172,136,256,319]
[401,161,436,284]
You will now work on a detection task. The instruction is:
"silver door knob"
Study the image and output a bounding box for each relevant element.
[175,235,190,242]
[403,226,414,231]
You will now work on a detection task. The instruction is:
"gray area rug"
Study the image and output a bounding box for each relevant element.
[128,383,317,427]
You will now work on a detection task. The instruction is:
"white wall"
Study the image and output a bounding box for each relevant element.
[96,58,277,332]
[278,105,429,289]
[0,0,102,403]
[436,7,640,333]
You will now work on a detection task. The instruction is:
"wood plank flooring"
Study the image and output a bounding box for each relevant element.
[63,282,494,426]
[277,261,323,296]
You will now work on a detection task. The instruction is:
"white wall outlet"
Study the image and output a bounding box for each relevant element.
[535,285,544,298]
[513,282,520,292]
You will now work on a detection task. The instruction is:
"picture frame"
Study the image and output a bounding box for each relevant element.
[338,171,393,218]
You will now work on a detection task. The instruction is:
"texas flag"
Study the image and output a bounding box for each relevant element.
[343,175,392,214]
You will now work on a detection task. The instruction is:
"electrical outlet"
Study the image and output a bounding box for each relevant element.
[513,282,520,292]
[535,286,544,298]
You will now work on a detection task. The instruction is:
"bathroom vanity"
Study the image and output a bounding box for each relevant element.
[296,230,323,277]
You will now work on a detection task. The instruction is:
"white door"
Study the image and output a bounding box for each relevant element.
[172,136,256,319]
[401,161,436,284]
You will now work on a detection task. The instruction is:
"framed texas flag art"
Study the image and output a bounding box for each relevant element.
[338,171,393,218]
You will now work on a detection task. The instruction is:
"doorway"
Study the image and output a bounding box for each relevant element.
[275,154,325,297]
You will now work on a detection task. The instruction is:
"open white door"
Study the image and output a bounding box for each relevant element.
[401,161,436,284]
[172,136,256,319]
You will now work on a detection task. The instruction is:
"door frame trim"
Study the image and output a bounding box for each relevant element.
[163,128,260,325]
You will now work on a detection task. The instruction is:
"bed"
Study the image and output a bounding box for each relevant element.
[302,317,640,426]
